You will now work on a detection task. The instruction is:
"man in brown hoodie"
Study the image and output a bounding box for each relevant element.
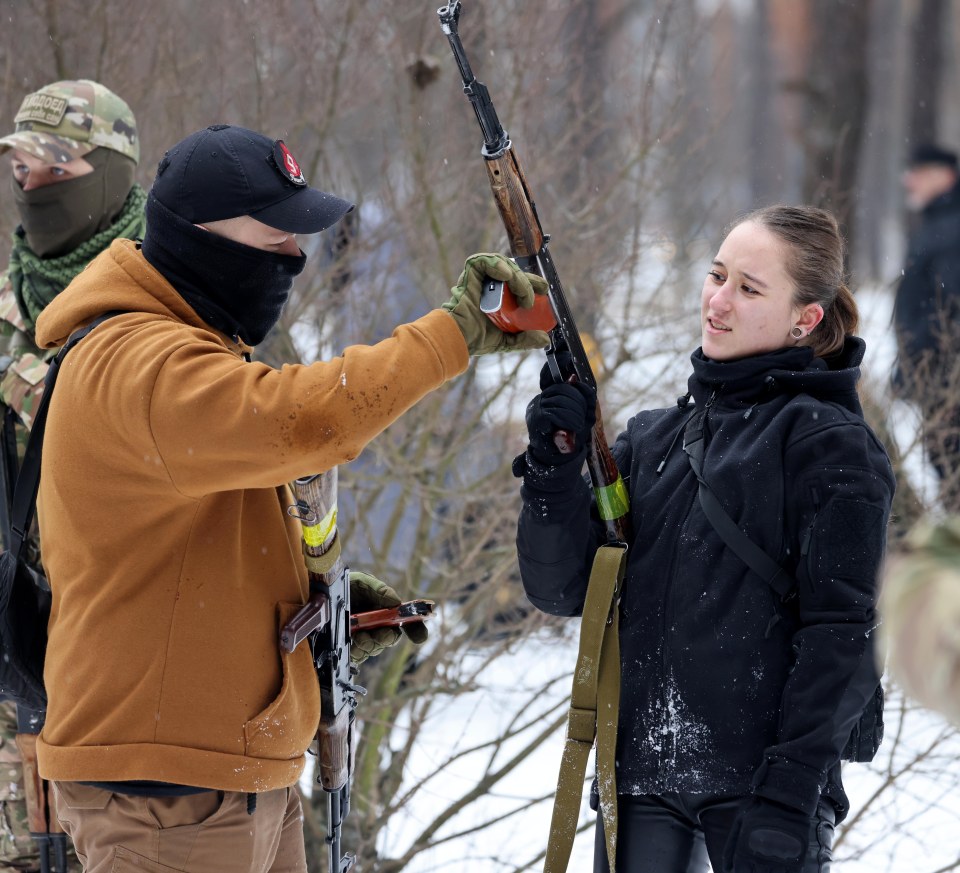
[31,125,547,872]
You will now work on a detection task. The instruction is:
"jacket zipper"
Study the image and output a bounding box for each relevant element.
[799,486,821,591]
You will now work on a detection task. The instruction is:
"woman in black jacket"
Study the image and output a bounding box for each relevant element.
[515,205,895,873]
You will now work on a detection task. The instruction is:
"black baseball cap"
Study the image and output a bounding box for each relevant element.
[907,143,959,170]
[150,124,355,233]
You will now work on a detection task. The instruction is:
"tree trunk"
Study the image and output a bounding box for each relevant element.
[907,0,947,147]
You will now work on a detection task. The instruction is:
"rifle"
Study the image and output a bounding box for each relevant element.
[281,471,435,873]
[438,7,632,870]
[281,470,359,873]
[437,1,631,546]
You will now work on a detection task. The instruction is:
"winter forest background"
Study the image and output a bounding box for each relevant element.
[3,0,960,870]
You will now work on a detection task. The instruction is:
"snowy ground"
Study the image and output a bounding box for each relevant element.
[357,281,960,871]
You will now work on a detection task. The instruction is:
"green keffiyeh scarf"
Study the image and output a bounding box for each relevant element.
[7,184,147,334]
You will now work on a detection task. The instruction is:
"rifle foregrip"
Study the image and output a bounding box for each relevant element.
[317,705,352,792]
[484,152,543,259]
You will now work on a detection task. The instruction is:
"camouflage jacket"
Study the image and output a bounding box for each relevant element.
[0,269,50,433]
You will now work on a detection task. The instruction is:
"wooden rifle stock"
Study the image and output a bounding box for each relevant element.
[438,1,632,545]
[351,599,435,632]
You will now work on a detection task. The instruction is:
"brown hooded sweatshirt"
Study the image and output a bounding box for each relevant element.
[32,239,468,791]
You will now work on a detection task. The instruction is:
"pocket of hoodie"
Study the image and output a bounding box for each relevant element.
[243,601,321,760]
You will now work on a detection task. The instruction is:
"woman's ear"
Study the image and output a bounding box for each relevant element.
[796,303,824,334]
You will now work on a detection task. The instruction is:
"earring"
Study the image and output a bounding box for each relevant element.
[791,326,804,339]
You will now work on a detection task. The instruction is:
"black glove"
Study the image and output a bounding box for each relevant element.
[349,571,428,665]
[525,382,597,467]
[723,798,813,873]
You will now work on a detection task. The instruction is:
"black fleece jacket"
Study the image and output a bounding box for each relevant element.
[517,339,895,819]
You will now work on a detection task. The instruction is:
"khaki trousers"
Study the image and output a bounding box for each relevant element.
[52,782,307,873]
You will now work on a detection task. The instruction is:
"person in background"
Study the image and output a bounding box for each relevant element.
[516,205,894,872]
[30,123,547,872]
[892,143,960,511]
[0,78,145,873]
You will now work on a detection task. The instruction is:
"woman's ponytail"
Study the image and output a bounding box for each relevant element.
[810,283,858,359]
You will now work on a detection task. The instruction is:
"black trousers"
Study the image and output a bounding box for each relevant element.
[594,793,835,873]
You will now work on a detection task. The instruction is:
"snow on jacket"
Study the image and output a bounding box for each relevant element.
[517,340,895,818]
[32,239,468,792]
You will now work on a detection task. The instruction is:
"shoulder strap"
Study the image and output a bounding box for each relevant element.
[7,312,124,560]
[682,410,795,600]
[1,404,20,547]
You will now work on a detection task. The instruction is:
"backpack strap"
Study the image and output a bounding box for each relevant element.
[0,403,20,548]
[682,409,795,600]
[8,312,125,560]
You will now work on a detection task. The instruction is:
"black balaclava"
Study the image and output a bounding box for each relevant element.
[141,193,306,346]
[11,147,136,258]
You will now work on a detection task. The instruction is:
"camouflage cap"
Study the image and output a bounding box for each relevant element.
[0,79,139,165]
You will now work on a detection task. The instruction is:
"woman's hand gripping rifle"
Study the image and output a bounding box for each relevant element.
[438,1,631,546]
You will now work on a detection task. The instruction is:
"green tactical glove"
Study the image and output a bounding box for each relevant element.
[443,253,550,356]
[349,570,429,665]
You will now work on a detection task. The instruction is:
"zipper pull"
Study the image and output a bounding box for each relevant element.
[800,487,821,557]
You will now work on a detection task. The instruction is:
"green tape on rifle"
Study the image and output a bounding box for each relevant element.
[595,476,629,521]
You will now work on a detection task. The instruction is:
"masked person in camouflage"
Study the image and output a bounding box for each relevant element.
[0,79,144,872]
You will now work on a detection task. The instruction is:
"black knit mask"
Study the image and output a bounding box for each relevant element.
[141,194,305,346]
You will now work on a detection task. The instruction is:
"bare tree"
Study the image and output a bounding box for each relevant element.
[907,0,948,148]
[3,2,960,870]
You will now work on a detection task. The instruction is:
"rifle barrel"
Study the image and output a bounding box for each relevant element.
[437,4,632,545]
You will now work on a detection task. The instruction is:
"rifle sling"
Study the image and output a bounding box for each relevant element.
[544,541,627,873]
[682,410,795,600]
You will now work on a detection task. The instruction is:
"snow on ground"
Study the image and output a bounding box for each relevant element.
[374,629,595,872]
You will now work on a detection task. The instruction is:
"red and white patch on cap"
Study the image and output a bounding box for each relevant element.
[273,140,306,186]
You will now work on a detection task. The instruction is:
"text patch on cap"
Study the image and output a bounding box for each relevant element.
[15,92,68,127]
[273,140,306,186]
